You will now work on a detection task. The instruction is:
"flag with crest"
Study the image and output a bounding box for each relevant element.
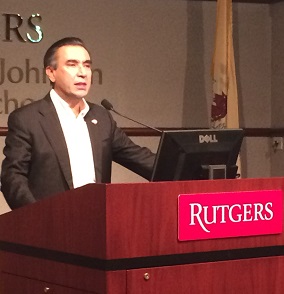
[211,0,241,175]
[211,0,239,129]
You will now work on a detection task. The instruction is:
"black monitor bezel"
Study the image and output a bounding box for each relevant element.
[150,128,244,182]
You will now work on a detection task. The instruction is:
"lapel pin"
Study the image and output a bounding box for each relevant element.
[91,119,98,125]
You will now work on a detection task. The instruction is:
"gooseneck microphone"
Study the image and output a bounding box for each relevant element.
[101,99,162,133]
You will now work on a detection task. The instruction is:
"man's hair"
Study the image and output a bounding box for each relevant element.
[43,37,90,69]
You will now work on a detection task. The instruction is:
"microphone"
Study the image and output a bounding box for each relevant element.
[101,99,162,133]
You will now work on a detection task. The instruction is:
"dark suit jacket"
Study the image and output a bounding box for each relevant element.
[1,94,155,209]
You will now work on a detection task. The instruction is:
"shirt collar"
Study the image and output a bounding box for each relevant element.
[50,89,90,118]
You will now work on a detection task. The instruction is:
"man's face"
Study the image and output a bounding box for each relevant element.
[46,45,92,102]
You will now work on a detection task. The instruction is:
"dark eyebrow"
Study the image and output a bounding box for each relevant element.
[66,59,92,64]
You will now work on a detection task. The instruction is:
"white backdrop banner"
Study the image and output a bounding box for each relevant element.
[0,0,188,128]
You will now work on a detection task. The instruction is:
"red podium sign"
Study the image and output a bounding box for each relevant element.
[178,190,283,241]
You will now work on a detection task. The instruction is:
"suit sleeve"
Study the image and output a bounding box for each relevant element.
[1,110,36,209]
[110,117,156,181]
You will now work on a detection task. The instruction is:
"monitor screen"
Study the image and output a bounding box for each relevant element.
[151,129,244,182]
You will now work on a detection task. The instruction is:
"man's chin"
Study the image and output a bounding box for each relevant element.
[73,90,89,99]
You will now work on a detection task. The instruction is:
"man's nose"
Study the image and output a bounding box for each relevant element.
[77,65,87,76]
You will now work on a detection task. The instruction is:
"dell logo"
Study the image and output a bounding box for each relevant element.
[199,134,218,143]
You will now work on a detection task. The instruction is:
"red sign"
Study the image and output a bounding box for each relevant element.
[178,190,283,241]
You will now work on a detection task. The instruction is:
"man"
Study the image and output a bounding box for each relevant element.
[1,37,155,209]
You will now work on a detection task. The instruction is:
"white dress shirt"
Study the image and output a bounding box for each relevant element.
[50,89,96,188]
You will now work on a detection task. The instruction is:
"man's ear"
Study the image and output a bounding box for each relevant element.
[46,66,56,83]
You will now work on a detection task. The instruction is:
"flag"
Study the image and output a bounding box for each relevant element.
[211,0,239,129]
[211,0,241,175]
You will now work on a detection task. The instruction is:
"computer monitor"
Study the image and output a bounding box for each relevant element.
[151,129,244,182]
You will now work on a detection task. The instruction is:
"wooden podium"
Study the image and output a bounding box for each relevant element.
[1,178,284,293]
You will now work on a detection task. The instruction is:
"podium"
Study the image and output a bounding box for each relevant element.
[0,178,284,293]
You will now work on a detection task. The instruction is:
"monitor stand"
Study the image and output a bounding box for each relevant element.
[202,165,238,180]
